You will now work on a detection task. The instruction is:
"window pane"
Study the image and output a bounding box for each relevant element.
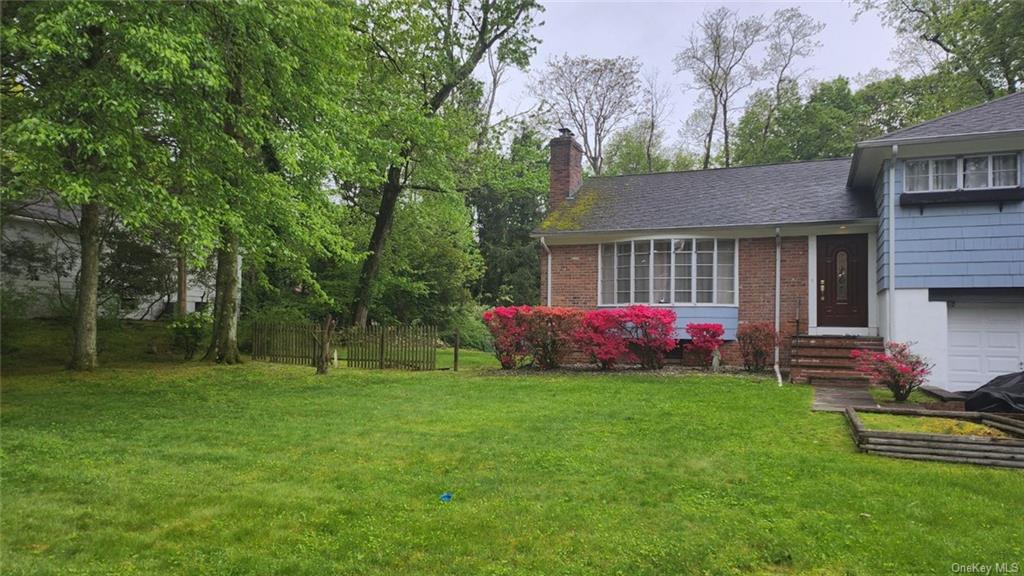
[905,160,929,192]
[963,156,988,189]
[616,243,631,304]
[674,239,692,303]
[836,250,848,302]
[653,240,672,304]
[933,158,957,190]
[633,240,650,303]
[993,154,1019,187]
[696,239,714,303]
[600,244,615,305]
[716,239,735,304]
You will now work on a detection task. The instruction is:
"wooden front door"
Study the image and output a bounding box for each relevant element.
[817,234,868,327]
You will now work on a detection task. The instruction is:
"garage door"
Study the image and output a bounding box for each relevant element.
[947,303,1024,391]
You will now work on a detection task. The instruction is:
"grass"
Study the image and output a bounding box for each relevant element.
[3,321,1023,574]
[868,386,934,405]
[859,413,1008,438]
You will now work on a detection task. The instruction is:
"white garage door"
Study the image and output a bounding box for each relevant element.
[947,303,1024,391]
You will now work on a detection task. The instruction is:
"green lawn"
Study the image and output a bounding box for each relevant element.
[2,325,1022,574]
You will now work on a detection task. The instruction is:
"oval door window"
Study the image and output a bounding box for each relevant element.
[836,250,848,302]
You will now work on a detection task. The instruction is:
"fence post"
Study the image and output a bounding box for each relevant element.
[453,329,459,372]
[378,327,385,370]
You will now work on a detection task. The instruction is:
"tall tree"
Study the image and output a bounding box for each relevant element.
[638,71,674,173]
[2,2,215,369]
[532,55,642,175]
[347,0,541,328]
[857,0,1023,96]
[675,8,765,168]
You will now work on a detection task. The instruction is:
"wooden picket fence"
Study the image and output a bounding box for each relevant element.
[251,321,438,371]
[346,324,437,371]
[251,320,318,365]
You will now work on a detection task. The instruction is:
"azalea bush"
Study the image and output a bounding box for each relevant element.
[851,341,932,401]
[482,306,582,369]
[522,307,582,369]
[684,323,725,369]
[576,306,677,369]
[482,305,531,369]
[736,322,777,372]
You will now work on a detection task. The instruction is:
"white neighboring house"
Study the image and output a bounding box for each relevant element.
[1,200,213,320]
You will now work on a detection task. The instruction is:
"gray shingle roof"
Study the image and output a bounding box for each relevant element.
[869,92,1024,142]
[538,157,876,234]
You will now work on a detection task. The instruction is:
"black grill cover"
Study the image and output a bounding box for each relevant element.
[964,371,1024,413]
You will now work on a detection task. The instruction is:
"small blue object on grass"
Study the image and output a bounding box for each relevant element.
[439,491,453,503]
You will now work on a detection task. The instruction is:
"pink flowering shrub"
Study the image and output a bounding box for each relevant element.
[482,305,531,369]
[851,341,932,401]
[576,309,631,369]
[482,306,582,369]
[521,307,582,369]
[684,323,725,369]
[575,306,677,369]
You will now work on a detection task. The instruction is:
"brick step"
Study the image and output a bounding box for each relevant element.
[809,377,871,388]
[792,337,883,349]
[791,356,860,369]
[791,367,869,384]
[790,347,870,358]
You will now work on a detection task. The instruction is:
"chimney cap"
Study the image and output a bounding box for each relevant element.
[558,127,574,138]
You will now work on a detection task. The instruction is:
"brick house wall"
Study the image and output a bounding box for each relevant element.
[540,244,598,307]
[540,237,809,370]
[729,236,808,368]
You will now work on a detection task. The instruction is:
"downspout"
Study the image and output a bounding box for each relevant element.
[774,226,783,386]
[540,236,552,306]
[887,145,898,342]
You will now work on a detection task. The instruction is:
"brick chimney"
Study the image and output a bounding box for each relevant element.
[548,128,583,212]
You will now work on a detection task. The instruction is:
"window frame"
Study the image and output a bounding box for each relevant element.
[598,238,739,307]
[903,152,1021,193]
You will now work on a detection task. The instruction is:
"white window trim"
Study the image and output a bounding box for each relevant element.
[597,238,739,308]
[904,152,1021,193]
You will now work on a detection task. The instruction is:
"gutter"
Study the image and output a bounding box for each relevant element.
[887,145,898,342]
[774,226,783,386]
[539,236,552,306]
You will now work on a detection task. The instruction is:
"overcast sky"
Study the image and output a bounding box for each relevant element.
[489,1,902,148]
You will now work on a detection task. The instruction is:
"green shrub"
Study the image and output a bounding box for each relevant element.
[169,312,212,360]
[442,303,493,352]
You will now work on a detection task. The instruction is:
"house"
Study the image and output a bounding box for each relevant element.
[1,200,212,320]
[534,93,1024,391]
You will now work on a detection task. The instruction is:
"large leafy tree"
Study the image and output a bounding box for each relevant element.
[857,0,1023,96]
[347,0,541,328]
[1,1,373,368]
[470,127,547,306]
[2,1,219,369]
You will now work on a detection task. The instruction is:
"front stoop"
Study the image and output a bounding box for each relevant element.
[790,335,883,385]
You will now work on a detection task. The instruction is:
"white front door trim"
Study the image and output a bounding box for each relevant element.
[806,232,879,337]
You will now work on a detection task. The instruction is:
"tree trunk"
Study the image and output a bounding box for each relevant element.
[71,203,101,371]
[314,314,337,374]
[702,102,718,170]
[721,96,730,168]
[351,166,403,328]
[204,231,241,363]
[176,255,188,317]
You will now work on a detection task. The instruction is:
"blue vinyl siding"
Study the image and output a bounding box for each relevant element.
[876,152,1024,291]
[671,306,738,340]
